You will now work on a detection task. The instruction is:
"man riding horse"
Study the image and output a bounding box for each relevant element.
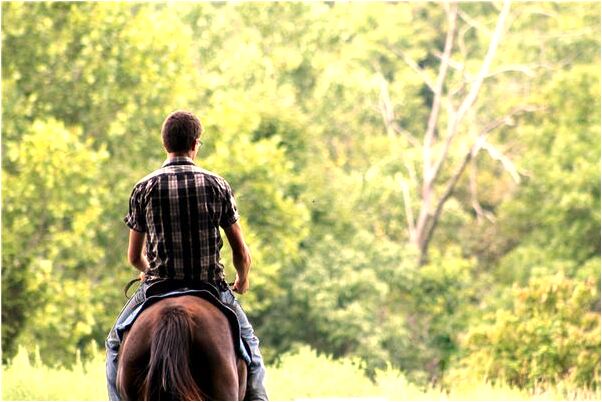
[105,110,268,400]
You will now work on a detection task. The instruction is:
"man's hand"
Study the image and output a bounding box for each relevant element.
[232,273,249,294]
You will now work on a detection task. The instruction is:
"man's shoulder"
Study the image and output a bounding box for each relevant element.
[132,167,169,189]
[132,165,231,190]
[195,167,230,186]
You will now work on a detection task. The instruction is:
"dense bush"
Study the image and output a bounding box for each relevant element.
[451,271,600,390]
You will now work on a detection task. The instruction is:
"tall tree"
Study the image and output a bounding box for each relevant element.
[378,1,541,264]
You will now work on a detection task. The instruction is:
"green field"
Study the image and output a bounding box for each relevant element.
[3,346,599,401]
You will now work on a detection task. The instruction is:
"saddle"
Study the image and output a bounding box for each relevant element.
[115,279,252,365]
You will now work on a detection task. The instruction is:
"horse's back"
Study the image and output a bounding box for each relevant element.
[117,295,244,400]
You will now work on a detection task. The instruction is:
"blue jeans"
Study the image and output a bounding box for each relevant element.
[105,282,268,400]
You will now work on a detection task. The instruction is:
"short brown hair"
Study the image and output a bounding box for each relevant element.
[161,110,203,153]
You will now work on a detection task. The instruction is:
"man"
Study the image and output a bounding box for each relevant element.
[105,110,268,401]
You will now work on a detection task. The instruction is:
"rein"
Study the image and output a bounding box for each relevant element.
[124,278,141,299]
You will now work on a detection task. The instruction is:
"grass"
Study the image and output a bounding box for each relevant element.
[2,346,600,400]
[2,346,107,401]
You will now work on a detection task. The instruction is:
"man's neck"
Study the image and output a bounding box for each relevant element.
[167,152,195,160]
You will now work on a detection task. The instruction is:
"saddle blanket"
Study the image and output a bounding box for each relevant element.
[115,284,252,365]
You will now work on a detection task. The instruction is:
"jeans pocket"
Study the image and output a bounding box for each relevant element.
[220,288,236,305]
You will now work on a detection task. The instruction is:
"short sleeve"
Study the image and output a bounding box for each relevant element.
[124,184,147,232]
[219,179,240,228]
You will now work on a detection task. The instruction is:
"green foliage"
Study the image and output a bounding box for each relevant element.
[269,233,478,383]
[387,249,479,381]
[492,65,601,284]
[1,0,202,363]
[2,119,108,362]
[453,272,600,390]
[1,2,198,151]
[1,1,600,395]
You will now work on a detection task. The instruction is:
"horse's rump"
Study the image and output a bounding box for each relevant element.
[117,295,246,400]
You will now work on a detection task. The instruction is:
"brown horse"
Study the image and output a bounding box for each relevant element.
[116,295,247,400]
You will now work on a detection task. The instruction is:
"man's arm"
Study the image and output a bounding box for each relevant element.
[224,221,252,294]
[127,229,149,279]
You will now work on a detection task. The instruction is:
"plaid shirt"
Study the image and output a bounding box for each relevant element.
[124,156,239,283]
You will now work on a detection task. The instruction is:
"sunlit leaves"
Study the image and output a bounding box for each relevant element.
[2,119,108,360]
[1,2,599,389]
[455,272,600,389]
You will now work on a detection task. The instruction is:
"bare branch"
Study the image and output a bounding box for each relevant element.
[454,23,472,99]
[448,80,468,100]
[470,158,496,223]
[454,0,512,125]
[386,45,436,92]
[404,157,419,190]
[423,2,459,182]
[392,123,420,148]
[481,140,522,184]
[438,56,540,80]
[378,75,395,134]
[469,158,484,222]
[433,50,465,75]
[412,3,459,254]
[377,74,420,147]
[429,104,535,187]
[458,9,492,36]
[399,175,416,240]
[419,132,485,263]
[418,102,540,264]
[426,0,514,191]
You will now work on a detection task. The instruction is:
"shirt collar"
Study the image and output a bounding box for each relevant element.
[162,156,196,168]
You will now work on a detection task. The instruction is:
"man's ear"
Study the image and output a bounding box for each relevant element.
[192,141,199,153]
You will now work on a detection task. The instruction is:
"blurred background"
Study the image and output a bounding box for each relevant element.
[2,1,600,400]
